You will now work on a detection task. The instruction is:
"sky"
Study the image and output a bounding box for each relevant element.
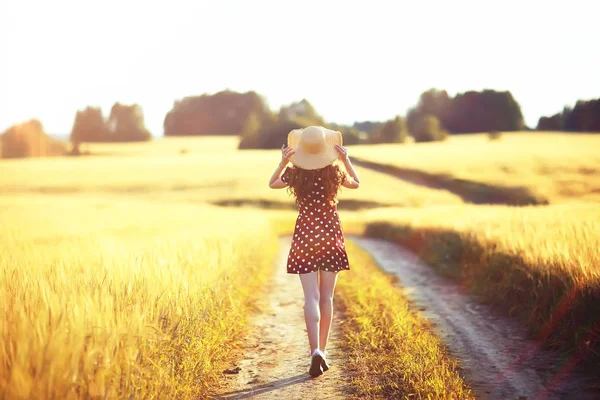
[1,0,598,136]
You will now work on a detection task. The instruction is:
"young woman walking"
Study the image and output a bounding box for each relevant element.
[268,126,360,378]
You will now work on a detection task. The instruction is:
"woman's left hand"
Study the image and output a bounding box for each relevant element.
[335,144,349,161]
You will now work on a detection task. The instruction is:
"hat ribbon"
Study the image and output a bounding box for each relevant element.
[301,141,325,154]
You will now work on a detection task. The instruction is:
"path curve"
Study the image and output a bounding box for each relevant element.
[214,237,350,400]
[351,236,598,400]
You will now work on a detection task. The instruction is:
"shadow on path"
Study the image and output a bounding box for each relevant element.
[216,374,310,399]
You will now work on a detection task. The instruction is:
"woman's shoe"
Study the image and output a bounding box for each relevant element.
[309,349,325,377]
[321,356,329,372]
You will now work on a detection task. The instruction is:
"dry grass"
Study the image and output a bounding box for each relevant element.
[334,241,474,399]
[4,133,599,397]
[77,136,240,157]
[358,204,600,362]
[351,132,600,203]
[0,194,278,399]
[266,214,473,398]
[0,136,462,208]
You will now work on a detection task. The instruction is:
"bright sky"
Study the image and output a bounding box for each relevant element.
[1,0,598,136]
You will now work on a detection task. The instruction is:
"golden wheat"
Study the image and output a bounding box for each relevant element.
[0,137,462,208]
[356,203,600,357]
[336,241,474,399]
[351,132,600,202]
[0,194,278,399]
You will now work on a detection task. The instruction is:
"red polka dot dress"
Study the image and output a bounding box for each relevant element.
[281,167,350,274]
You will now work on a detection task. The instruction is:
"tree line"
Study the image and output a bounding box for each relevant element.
[1,88,599,158]
[164,88,526,149]
[537,99,600,132]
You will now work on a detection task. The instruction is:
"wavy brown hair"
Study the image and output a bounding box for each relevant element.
[286,164,346,206]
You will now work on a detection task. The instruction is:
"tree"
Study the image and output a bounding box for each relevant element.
[329,124,367,145]
[408,88,525,134]
[445,90,524,133]
[238,112,263,149]
[1,119,66,158]
[71,106,109,146]
[407,89,451,134]
[340,127,364,145]
[279,99,325,127]
[164,90,272,136]
[537,98,600,133]
[537,114,562,131]
[411,114,448,142]
[375,115,408,143]
[352,121,382,135]
[562,99,600,132]
[107,103,151,142]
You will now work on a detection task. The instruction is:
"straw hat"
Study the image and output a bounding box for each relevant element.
[287,126,342,170]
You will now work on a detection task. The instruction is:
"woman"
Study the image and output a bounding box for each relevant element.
[268,126,360,378]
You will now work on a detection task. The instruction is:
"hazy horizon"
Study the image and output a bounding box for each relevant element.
[1,0,599,136]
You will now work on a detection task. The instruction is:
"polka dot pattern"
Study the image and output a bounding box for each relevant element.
[281,167,350,274]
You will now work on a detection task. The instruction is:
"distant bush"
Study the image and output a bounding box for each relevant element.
[352,121,383,135]
[340,127,366,145]
[369,115,408,144]
[327,124,368,145]
[488,131,503,140]
[1,119,66,158]
[410,115,448,142]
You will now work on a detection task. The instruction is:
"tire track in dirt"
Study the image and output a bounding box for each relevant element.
[351,157,547,206]
[351,236,598,400]
[214,237,351,400]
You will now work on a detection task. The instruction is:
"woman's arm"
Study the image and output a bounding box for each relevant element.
[335,145,360,189]
[269,145,296,189]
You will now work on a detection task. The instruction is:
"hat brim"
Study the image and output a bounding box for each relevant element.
[287,128,342,170]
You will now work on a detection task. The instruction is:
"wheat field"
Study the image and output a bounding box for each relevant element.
[2,134,599,398]
[0,185,279,397]
[0,137,463,208]
[351,132,600,203]
[356,203,600,355]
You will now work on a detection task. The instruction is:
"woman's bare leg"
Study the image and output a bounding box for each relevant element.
[299,271,320,354]
[318,270,339,352]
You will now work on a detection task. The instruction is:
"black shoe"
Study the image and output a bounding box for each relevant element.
[309,350,324,377]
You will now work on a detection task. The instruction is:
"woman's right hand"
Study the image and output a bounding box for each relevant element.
[281,145,296,166]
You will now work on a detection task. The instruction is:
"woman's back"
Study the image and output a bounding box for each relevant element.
[281,164,347,209]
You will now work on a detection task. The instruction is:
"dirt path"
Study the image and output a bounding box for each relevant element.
[351,236,598,400]
[214,237,351,400]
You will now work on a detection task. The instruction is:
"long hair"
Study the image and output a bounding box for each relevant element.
[286,164,346,206]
